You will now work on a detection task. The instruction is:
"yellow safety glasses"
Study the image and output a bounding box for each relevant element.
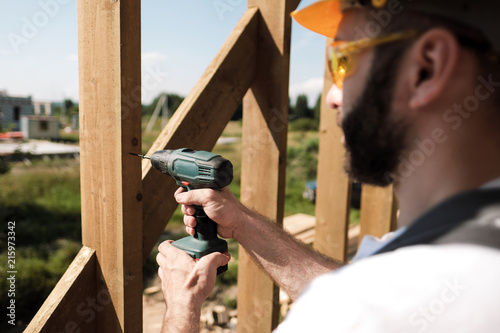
[327,30,419,89]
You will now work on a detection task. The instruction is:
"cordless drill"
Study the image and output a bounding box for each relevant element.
[130,148,232,274]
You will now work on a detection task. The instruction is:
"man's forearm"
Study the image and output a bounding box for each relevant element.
[234,209,342,300]
[162,309,201,333]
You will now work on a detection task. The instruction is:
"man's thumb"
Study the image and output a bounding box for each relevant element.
[200,251,231,271]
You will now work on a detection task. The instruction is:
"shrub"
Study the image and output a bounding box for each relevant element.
[289,118,319,132]
[216,261,238,286]
[0,157,10,175]
[287,137,319,180]
[0,240,81,330]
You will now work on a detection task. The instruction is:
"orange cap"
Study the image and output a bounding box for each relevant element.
[291,0,342,38]
[292,0,500,54]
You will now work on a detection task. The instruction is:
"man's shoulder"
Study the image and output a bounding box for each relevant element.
[278,244,500,332]
[376,188,500,255]
[321,244,500,293]
[352,243,500,272]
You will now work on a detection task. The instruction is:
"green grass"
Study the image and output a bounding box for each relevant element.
[59,131,80,143]
[0,158,82,331]
[0,159,82,244]
[350,208,360,225]
[0,240,81,325]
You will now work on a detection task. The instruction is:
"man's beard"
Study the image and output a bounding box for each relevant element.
[341,47,410,187]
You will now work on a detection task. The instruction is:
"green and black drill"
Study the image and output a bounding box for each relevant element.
[131,148,232,274]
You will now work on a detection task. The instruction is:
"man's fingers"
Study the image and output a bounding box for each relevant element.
[175,188,214,206]
[157,240,183,262]
[184,215,197,227]
[181,204,196,216]
[174,187,185,196]
[186,226,196,236]
[198,251,231,272]
[157,240,231,276]
[157,240,172,253]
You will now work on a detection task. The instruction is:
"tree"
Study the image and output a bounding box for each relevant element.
[64,99,74,110]
[313,94,322,121]
[294,94,313,119]
[142,93,185,117]
[166,93,184,116]
[288,97,296,120]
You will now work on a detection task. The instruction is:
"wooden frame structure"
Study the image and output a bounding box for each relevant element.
[27,1,397,332]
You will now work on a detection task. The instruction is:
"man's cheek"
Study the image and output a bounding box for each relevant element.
[342,80,361,113]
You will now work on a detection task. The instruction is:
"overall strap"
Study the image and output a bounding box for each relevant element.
[374,189,500,255]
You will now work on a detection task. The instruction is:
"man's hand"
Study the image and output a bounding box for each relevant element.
[175,186,341,301]
[156,240,231,333]
[175,187,248,240]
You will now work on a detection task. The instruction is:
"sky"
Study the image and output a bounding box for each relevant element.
[0,0,326,106]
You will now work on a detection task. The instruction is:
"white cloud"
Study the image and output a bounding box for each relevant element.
[142,52,168,67]
[141,52,169,104]
[67,53,78,62]
[289,77,324,106]
[0,49,13,56]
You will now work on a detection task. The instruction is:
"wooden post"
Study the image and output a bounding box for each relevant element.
[78,0,142,331]
[359,185,398,243]
[313,40,351,262]
[238,1,299,331]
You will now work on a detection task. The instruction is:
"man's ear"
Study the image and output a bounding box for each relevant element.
[407,28,460,110]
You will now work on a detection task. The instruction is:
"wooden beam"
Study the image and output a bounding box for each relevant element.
[359,184,398,243]
[283,214,361,257]
[141,7,260,260]
[313,41,351,262]
[283,213,316,241]
[78,0,142,331]
[26,247,97,332]
[237,1,297,331]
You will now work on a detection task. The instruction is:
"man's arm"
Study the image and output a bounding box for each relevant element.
[232,206,342,300]
[175,187,342,300]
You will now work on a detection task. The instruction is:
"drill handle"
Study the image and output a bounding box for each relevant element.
[193,205,219,241]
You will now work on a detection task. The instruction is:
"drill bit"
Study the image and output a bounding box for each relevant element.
[129,152,151,159]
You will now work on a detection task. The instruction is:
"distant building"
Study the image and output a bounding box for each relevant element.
[21,116,60,140]
[33,101,53,116]
[0,91,34,131]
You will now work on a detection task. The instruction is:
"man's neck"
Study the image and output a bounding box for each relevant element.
[393,127,500,228]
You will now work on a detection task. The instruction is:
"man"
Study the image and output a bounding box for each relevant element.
[156,0,500,331]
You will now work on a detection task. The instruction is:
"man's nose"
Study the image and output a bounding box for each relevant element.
[326,84,342,110]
